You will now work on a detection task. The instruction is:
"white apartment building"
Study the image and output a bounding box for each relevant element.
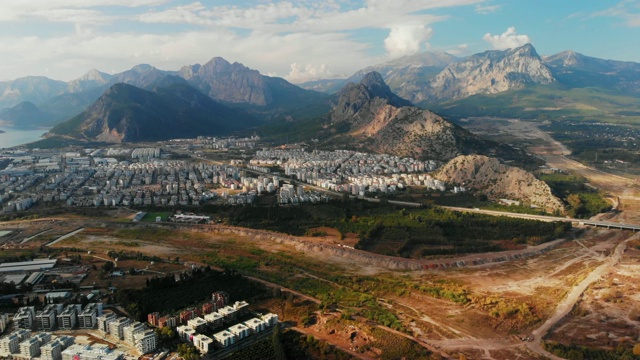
[228,323,250,340]
[108,317,132,340]
[97,312,117,333]
[192,334,214,354]
[213,330,235,348]
[133,330,157,354]
[123,321,146,345]
[56,305,78,330]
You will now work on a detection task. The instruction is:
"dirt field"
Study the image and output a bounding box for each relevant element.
[14,216,628,359]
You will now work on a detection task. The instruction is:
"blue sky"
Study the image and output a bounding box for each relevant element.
[0,0,638,83]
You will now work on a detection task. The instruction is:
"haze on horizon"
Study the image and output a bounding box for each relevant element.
[0,0,638,83]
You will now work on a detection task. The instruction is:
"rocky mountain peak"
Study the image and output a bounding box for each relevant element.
[79,69,111,82]
[424,43,555,103]
[130,64,156,73]
[333,72,412,116]
[512,43,537,56]
[358,71,407,103]
[360,71,385,88]
[11,101,38,111]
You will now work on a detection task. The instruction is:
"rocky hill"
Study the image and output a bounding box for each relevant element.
[327,72,530,162]
[423,44,555,104]
[48,83,257,143]
[435,155,564,213]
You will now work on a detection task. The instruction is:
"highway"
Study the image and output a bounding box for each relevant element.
[440,206,640,231]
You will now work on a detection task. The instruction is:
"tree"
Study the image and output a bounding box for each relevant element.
[177,343,200,360]
[567,194,585,218]
[102,261,115,272]
[633,343,640,355]
[272,325,286,360]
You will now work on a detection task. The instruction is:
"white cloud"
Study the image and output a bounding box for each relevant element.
[0,29,375,82]
[0,0,488,81]
[482,26,531,50]
[384,25,433,58]
[286,63,333,83]
[444,43,468,56]
[31,9,113,24]
[591,0,640,27]
[137,2,210,25]
[135,0,477,34]
[475,4,501,14]
[0,0,167,22]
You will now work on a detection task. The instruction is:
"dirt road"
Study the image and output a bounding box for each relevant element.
[525,232,637,359]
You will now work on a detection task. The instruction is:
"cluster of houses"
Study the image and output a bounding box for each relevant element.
[176,136,259,150]
[277,183,328,205]
[250,148,454,195]
[96,312,157,355]
[148,291,278,356]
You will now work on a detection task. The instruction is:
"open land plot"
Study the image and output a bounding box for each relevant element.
[543,233,640,358]
[39,215,637,359]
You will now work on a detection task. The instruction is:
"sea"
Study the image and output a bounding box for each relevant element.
[0,127,49,148]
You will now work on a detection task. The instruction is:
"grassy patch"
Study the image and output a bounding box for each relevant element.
[538,173,612,218]
[141,212,171,222]
[219,201,569,257]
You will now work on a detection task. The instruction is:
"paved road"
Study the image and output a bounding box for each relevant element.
[441,206,640,231]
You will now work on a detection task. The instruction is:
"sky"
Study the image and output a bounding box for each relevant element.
[0,0,638,83]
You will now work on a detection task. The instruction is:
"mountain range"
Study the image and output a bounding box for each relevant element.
[0,58,328,128]
[300,44,640,107]
[1,43,638,149]
[48,83,258,143]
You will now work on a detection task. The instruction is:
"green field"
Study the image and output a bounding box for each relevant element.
[141,212,171,222]
[430,84,640,125]
[214,200,570,257]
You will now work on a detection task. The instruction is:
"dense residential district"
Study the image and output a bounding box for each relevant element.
[0,265,278,360]
[0,136,461,214]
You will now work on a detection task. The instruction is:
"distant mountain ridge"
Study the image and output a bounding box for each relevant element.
[0,57,329,127]
[301,43,640,107]
[2,45,639,132]
[300,51,458,98]
[543,50,640,92]
[48,82,258,143]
